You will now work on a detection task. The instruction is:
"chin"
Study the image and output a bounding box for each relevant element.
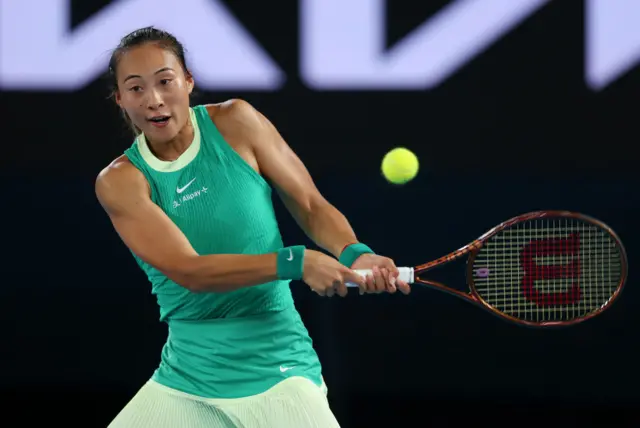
[144,122,178,143]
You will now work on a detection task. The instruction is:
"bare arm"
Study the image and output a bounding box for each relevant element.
[95,157,279,292]
[216,99,359,258]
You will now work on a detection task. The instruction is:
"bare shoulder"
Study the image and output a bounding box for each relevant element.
[204,98,262,130]
[95,155,149,214]
[95,155,144,192]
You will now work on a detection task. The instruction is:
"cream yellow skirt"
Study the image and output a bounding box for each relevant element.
[107,376,340,428]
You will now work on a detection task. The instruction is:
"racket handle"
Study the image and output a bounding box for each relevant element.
[346,267,414,287]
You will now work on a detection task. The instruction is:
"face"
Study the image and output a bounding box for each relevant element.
[115,43,194,143]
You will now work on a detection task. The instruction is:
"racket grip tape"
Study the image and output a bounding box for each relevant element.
[346,267,414,287]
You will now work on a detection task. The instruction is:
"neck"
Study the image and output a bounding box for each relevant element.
[147,120,195,162]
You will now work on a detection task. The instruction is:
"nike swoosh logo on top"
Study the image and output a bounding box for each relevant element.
[286,249,293,261]
[176,178,196,194]
[280,365,296,373]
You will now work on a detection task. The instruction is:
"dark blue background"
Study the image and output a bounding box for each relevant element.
[2,1,638,427]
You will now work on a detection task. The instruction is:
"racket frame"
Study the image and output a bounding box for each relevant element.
[411,210,628,327]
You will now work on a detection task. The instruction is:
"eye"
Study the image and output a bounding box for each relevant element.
[128,85,142,92]
[160,79,173,85]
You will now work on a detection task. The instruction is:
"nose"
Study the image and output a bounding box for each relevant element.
[144,88,164,110]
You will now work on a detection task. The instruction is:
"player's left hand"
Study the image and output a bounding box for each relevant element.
[350,254,411,295]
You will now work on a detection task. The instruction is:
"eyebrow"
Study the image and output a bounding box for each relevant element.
[123,67,175,83]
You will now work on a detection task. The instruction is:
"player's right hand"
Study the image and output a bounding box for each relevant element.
[302,249,365,297]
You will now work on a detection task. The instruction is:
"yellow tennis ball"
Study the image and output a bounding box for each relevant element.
[381,147,419,184]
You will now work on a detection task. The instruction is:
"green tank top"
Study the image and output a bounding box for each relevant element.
[123,105,322,398]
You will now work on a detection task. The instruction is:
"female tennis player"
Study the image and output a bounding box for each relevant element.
[95,26,410,427]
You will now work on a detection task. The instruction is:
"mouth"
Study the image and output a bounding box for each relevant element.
[147,115,171,128]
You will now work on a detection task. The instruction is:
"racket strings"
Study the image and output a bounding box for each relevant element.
[471,218,623,323]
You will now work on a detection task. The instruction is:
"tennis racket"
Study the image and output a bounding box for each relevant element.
[347,211,627,327]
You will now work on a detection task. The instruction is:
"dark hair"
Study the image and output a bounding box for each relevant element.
[108,26,192,136]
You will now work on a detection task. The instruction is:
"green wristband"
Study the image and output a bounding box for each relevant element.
[339,243,374,267]
[276,245,305,280]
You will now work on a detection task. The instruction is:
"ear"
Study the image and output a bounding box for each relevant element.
[114,90,122,106]
[186,72,195,94]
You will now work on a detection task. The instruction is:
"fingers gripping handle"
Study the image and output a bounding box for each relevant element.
[346,267,414,287]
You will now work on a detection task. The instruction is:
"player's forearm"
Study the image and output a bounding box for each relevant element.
[175,253,279,292]
[301,199,359,258]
